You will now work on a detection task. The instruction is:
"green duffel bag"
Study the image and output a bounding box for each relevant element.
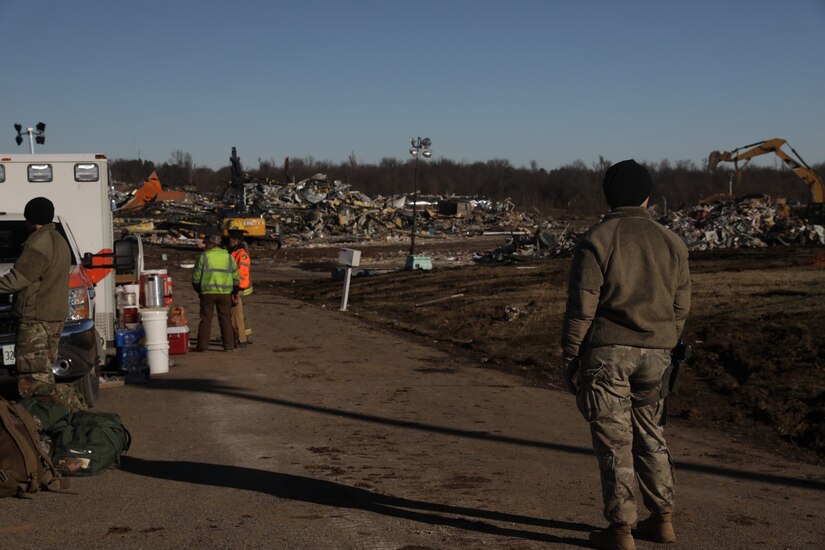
[50,411,132,476]
[19,396,72,435]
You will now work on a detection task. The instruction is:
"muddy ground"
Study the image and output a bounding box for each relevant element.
[147,235,825,466]
[6,242,825,549]
[244,236,825,467]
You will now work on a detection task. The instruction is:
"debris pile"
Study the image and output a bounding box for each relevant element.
[113,174,539,247]
[660,197,825,250]
[113,175,824,260]
[471,221,583,264]
[471,196,824,264]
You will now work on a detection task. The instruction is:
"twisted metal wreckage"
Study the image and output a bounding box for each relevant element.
[112,175,825,264]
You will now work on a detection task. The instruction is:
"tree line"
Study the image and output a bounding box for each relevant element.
[111,152,825,216]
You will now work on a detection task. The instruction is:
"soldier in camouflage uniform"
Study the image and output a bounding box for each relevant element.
[562,161,691,550]
[0,197,85,411]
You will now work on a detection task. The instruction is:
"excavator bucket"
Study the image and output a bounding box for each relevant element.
[119,171,188,210]
[708,151,724,172]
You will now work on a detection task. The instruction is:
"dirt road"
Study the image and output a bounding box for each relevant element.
[1,254,824,549]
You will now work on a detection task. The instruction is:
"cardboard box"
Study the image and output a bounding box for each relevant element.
[167,326,190,355]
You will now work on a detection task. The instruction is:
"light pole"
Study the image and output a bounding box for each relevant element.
[407,137,432,263]
[14,122,46,154]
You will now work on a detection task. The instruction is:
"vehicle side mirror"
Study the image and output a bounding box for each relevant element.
[113,239,138,273]
[80,239,138,273]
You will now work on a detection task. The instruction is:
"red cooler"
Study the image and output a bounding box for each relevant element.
[167,326,190,355]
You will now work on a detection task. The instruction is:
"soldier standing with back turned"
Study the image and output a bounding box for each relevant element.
[561,160,691,550]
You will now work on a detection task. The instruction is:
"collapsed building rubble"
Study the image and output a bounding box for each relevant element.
[112,174,539,248]
[112,175,824,262]
[659,196,825,250]
[471,195,825,264]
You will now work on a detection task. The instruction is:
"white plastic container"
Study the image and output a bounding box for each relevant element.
[140,307,169,374]
[146,342,170,375]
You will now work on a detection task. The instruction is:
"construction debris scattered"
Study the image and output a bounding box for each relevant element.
[113,174,539,249]
[660,196,825,250]
[112,175,824,262]
[472,196,825,263]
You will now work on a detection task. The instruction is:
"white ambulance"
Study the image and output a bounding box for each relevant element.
[0,153,138,405]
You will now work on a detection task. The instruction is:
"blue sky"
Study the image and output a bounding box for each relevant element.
[2,0,824,172]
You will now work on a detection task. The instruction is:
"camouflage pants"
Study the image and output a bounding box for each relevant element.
[575,345,675,525]
[16,321,86,411]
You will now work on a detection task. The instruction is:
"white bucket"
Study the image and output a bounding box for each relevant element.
[140,307,169,373]
[146,342,169,374]
[140,307,168,344]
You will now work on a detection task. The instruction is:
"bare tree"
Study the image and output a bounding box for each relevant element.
[169,150,193,170]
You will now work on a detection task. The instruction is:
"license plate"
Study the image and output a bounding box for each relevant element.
[2,344,14,366]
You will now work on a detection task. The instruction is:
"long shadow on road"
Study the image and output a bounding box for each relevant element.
[121,456,592,547]
[132,377,825,492]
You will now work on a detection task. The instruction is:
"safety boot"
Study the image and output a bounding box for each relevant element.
[588,522,636,550]
[635,512,676,543]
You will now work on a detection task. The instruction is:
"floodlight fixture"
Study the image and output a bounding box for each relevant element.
[14,121,46,153]
[34,122,45,145]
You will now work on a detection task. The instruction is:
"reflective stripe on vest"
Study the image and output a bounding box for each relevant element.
[231,248,251,290]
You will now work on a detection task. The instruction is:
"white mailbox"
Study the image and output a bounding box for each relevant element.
[338,248,361,267]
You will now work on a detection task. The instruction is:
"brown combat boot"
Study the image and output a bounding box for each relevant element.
[635,512,676,543]
[588,522,636,550]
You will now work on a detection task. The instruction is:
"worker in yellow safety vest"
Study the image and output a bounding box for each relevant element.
[192,234,240,352]
[228,230,253,347]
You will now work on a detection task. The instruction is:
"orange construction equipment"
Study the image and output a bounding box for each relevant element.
[709,138,825,224]
[708,138,825,204]
[119,171,187,210]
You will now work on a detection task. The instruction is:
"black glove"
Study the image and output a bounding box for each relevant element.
[562,356,579,395]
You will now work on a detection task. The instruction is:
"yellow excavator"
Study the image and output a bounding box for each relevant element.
[708,138,825,223]
[220,146,281,250]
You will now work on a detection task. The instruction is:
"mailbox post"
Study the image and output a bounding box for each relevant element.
[338,248,361,311]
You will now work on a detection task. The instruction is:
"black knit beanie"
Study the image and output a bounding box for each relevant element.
[602,160,653,208]
[24,196,55,225]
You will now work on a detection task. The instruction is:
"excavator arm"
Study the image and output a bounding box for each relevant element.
[709,138,825,203]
